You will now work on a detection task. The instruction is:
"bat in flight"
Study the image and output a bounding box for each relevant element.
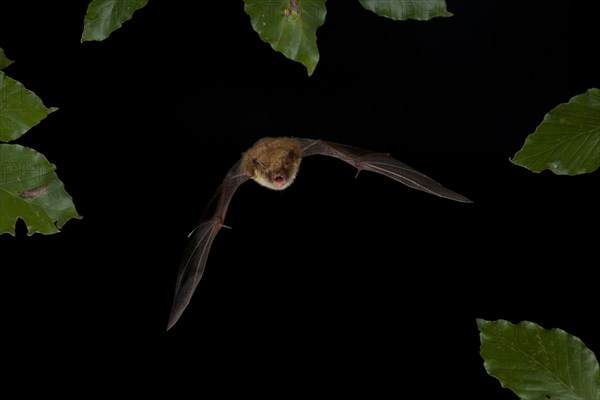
[167,137,471,330]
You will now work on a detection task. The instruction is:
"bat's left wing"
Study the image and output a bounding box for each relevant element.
[167,160,250,330]
[297,138,471,203]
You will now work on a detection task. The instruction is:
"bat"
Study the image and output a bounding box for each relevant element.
[167,137,471,330]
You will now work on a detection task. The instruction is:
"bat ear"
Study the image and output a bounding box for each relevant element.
[253,158,267,171]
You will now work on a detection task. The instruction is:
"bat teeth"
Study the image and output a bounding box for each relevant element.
[273,175,286,187]
[270,170,287,187]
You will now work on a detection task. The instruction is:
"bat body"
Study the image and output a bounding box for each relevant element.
[167,137,471,330]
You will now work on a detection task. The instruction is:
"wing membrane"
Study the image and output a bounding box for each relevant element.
[167,161,250,330]
[298,138,471,203]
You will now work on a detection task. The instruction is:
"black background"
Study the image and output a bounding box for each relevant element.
[1,1,598,396]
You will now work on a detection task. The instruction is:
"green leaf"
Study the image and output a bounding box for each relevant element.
[82,0,149,42]
[359,0,452,20]
[243,0,327,76]
[512,88,600,175]
[0,71,57,143]
[0,48,13,70]
[478,319,600,400]
[0,144,81,236]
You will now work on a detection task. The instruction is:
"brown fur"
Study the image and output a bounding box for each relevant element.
[241,137,302,190]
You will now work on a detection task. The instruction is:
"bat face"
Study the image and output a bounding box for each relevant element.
[241,137,302,191]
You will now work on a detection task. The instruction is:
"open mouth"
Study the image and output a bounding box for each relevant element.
[273,175,286,187]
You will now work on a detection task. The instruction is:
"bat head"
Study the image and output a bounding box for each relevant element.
[241,137,303,191]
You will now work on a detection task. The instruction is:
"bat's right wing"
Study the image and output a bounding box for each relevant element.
[167,160,250,330]
[298,138,471,203]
